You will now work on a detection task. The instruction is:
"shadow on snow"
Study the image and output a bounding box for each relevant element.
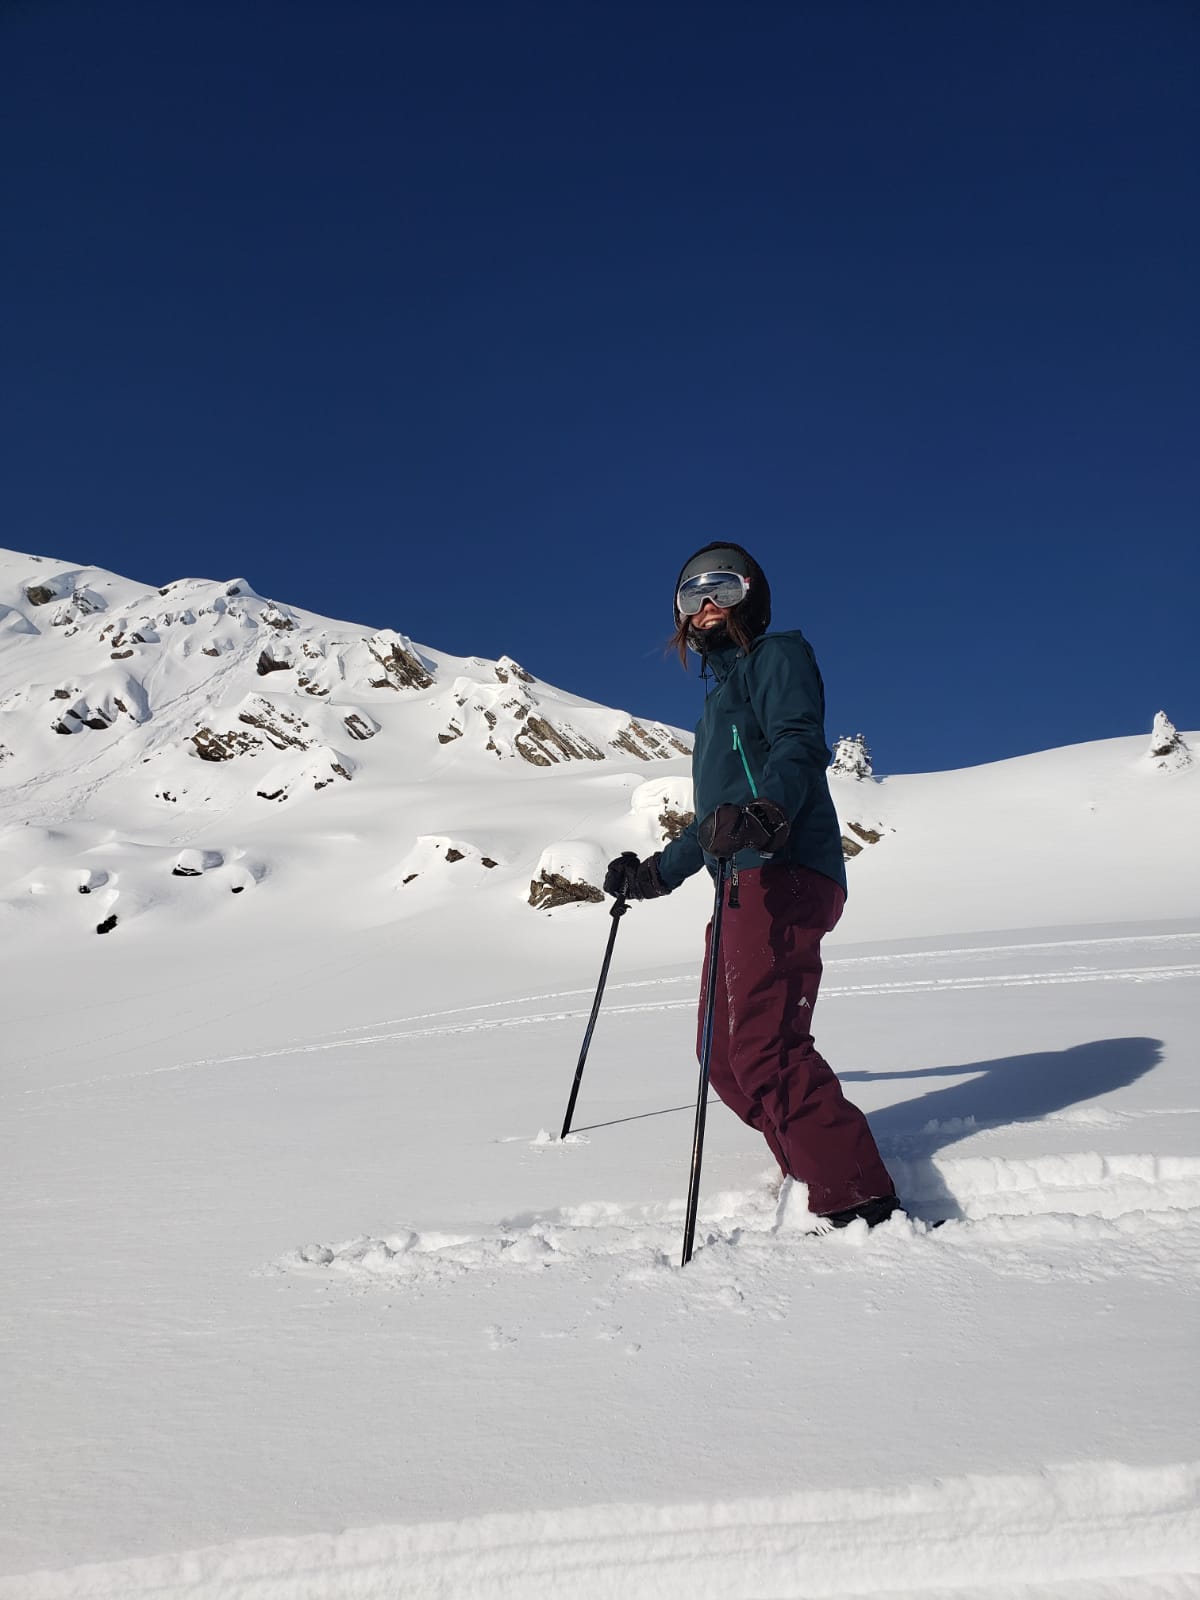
[848,1036,1162,1146]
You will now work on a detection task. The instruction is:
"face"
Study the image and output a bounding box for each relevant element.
[692,598,729,629]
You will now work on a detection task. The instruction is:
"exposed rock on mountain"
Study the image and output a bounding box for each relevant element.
[839,821,885,860]
[528,843,608,909]
[611,721,690,761]
[515,715,604,767]
[367,636,436,691]
[528,870,604,910]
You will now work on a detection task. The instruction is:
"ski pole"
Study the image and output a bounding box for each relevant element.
[681,859,729,1266]
[560,893,629,1140]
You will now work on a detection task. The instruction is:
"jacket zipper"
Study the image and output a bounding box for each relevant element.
[731,723,759,799]
[727,724,758,910]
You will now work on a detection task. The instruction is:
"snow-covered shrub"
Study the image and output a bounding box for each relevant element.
[830,733,873,779]
[1145,712,1192,773]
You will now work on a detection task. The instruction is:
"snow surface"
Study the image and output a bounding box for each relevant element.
[1,548,1198,1597]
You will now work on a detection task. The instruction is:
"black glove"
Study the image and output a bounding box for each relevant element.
[603,851,672,900]
[697,799,791,859]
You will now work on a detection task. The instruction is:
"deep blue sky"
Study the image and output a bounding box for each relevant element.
[3,1,1196,771]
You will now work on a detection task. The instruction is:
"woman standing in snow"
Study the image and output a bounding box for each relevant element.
[604,544,897,1228]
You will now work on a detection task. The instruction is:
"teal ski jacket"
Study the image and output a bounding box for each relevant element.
[656,630,847,894]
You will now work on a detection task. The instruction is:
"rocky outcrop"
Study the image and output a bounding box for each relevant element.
[840,821,884,860]
[237,702,311,750]
[51,588,106,634]
[367,637,435,691]
[515,716,604,767]
[256,648,293,676]
[51,681,146,734]
[191,698,313,760]
[528,871,604,910]
[609,720,691,761]
[261,604,297,631]
[192,725,260,761]
[527,842,608,908]
[24,571,78,608]
[494,657,534,685]
[185,693,356,800]
[659,804,695,842]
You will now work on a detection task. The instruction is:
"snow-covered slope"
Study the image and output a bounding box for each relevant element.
[2,547,1198,1598]
[0,548,690,937]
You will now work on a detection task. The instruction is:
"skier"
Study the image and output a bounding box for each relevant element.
[604,543,898,1228]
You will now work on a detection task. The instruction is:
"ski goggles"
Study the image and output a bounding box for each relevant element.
[676,570,751,616]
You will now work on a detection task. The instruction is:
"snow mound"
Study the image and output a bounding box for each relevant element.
[629,775,695,843]
[172,849,223,877]
[394,835,503,888]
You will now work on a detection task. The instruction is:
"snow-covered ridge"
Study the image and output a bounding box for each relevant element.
[0,548,687,791]
[0,548,695,935]
[1,547,1196,947]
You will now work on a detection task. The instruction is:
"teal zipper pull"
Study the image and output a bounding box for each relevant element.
[731,723,759,799]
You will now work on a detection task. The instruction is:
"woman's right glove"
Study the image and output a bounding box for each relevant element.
[603,851,672,900]
[697,798,791,858]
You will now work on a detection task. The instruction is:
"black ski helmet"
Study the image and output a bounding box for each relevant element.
[674,541,772,640]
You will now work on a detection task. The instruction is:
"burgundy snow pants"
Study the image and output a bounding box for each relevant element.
[698,862,895,1216]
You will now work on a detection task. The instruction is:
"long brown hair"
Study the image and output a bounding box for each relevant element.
[668,604,758,667]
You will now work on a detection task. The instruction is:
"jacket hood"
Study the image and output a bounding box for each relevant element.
[674,541,772,641]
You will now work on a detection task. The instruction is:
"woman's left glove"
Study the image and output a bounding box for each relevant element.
[603,851,672,900]
[697,799,791,859]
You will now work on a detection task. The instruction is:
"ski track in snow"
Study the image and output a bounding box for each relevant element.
[309,928,1200,1039]
[7,1459,1199,1600]
[15,931,1200,1096]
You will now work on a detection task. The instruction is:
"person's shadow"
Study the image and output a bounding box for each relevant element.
[844,1036,1164,1217]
